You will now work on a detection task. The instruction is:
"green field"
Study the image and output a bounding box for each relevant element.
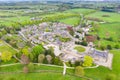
[85,50,120,80]
[74,46,86,52]
[65,8,96,14]
[93,22,120,48]
[59,17,80,26]
[86,11,120,22]
[0,40,17,54]
[0,64,85,80]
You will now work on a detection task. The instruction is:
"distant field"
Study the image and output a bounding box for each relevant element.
[65,8,96,14]
[93,22,120,48]
[86,11,120,22]
[59,17,80,26]
[98,22,120,40]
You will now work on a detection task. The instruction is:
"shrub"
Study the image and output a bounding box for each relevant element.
[100,45,106,50]
[38,54,45,63]
[106,37,113,41]
[82,56,93,67]
[23,66,29,74]
[75,66,84,77]
[80,41,88,46]
[106,45,112,50]
[102,14,110,17]
[28,63,35,72]
[114,44,119,49]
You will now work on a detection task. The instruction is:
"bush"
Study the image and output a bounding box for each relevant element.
[114,44,119,49]
[75,66,84,77]
[23,66,29,73]
[106,37,113,41]
[80,41,88,46]
[65,62,71,67]
[106,45,112,50]
[38,54,45,63]
[100,45,106,50]
[105,73,116,80]
[28,63,35,72]
[7,77,16,80]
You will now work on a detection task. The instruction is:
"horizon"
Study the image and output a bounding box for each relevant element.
[0,0,120,2]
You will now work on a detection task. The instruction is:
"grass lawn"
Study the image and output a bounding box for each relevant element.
[74,46,85,52]
[59,17,80,26]
[0,73,84,80]
[85,50,120,80]
[0,40,17,54]
[65,8,96,15]
[86,11,120,22]
[92,22,120,49]
[0,64,85,80]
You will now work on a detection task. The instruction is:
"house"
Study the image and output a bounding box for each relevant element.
[89,48,108,62]
[85,35,96,43]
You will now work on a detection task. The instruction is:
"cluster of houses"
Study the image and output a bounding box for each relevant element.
[19,22,112,68]
[19,22,74,45]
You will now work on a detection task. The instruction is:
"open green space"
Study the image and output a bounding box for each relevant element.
[59,17,80,26]
[0,64,84,80]
[92,22,120,49]
[74,46,86,52]
[0,40,17,54]
[85,50,120,80]
[86,11,120,22]
[65,8,96,15]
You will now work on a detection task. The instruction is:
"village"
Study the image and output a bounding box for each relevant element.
[19,22,113,69]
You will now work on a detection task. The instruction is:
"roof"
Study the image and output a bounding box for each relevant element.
[93,50,108,58]
[85,35,96,42]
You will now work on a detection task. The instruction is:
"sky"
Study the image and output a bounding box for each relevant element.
[0,0,120,1]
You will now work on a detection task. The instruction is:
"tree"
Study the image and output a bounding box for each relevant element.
[23,66,29,74]
[21,54,30,65]
[106,45,112,50]
[31,45,45,62]
[1,51,12,62]
[46,55,52,64]
[82,56,93,67]
[114,45,119,49]
[32,45,45,55]
[22,47,29,56]
[38,54,45,63]
[75,66,84,77]
[28,63,35,72]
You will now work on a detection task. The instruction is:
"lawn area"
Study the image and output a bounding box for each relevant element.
[65,8,96,15]
[0,64,85,80]
[86,11,120,22]
[97,22,120,40]
[0,40,17,54]
[74,46,85,52]
[85,50,120,80]
[59,17,80,26]
[92,22,120,49]
[0,73,84,80]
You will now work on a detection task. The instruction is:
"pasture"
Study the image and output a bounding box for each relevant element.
[0,64,84,80]
[59,17,80,26]
[86,11,120,22]
[85,50,120,80]
[65,8,96,15]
